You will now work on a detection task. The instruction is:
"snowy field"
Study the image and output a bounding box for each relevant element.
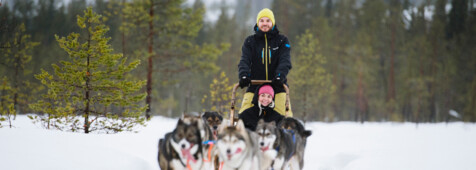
[1,115,476,170]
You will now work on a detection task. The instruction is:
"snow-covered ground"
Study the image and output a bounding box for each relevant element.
[1,115,475,170]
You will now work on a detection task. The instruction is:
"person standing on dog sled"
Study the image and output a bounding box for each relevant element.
[238,8,293,116]
[239,84,284,131]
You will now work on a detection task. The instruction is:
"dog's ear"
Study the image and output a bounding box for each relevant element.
[177,118,184,126]
[235,119,245,132]
[303,130,312,137]
[236,120,251,139]
[269,121,276,126]
[217,119,228,133]
[217,112,224,120]
[191,119,199,126]
[257,119,265,125]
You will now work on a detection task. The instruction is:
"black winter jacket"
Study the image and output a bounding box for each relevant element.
[239,84,284,131]
[238,25,292,93]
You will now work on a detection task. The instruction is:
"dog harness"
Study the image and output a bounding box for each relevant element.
[179,144,198,170]
[269,129,296,170]
[284,129,296,159]
[186,160,192,170]
[274,129,296,160]
[202,140,215,162]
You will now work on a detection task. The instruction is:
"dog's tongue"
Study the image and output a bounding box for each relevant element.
[226,148,243,160]
[181,147,197,163]
[236,147,242,154]
[260,146,269,152]
[213,131,218,140]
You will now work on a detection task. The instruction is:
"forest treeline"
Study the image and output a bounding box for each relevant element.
[1,0,475,124]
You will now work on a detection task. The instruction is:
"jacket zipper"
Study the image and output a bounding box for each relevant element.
[262,48,264,64]
[265,34,268,80]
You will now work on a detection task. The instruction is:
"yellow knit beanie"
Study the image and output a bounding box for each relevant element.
[256,8,275,26]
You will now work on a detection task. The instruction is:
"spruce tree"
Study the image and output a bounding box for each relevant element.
[29,8,147,134]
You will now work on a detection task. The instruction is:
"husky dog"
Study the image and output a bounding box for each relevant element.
[201,111,223,140]
[158,119,203,170]
[255,119,297,170]
[278,117,312,169]
[279,117,312,140]
[182,113,214,143]
[181,113,216,169]
[216,119,264,170]
[201,112,223,169]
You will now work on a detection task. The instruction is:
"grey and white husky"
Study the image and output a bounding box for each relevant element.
[158,119,204,170]
[255,119,298,170]
[216,119,265,170]
[278,117,312,169]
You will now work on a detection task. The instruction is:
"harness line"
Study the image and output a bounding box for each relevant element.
[202,140,215,162]
[186,159,192,170]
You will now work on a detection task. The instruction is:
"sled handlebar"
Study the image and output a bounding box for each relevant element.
[229,80,290,125]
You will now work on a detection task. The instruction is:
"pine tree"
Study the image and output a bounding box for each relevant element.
[272,0,323,42]
[0,77,16,128]
[119,0,227,117]
[348,31,379,122]
[0,23,39,114]
[29,8,147,134]
[426,0,449,122]
[290,30,334,120]
[201,71,238,117]
[399,5,430,123]
[447,0,468,39]
[461,1,476,121]
[204,4,236,75]
[329,0,359,121]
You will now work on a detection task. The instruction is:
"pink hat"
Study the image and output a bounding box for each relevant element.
[258,85,274,98]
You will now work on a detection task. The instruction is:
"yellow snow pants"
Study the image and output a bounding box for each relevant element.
[238,92,293,117]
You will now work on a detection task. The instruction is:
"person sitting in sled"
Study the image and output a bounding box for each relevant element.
[238,8,293,116]
[239,84,284,131]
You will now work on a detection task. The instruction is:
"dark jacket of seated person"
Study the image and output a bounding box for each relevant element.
[239,84,284,131]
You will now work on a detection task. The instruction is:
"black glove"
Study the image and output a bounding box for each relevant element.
[272,75,284,88]
[239,76,251,89]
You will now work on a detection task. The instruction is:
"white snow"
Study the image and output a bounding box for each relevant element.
[1,115,475,170]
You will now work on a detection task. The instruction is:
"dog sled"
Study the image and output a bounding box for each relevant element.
[229,80,291,125]
[219,80,308,170]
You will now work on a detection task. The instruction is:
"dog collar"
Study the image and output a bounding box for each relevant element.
[202,140,215,144]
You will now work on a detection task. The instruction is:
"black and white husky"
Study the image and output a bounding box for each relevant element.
[278,117,312,169]
[255,119,299,170]
[158,119,204,170]
[216,119,265,170]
